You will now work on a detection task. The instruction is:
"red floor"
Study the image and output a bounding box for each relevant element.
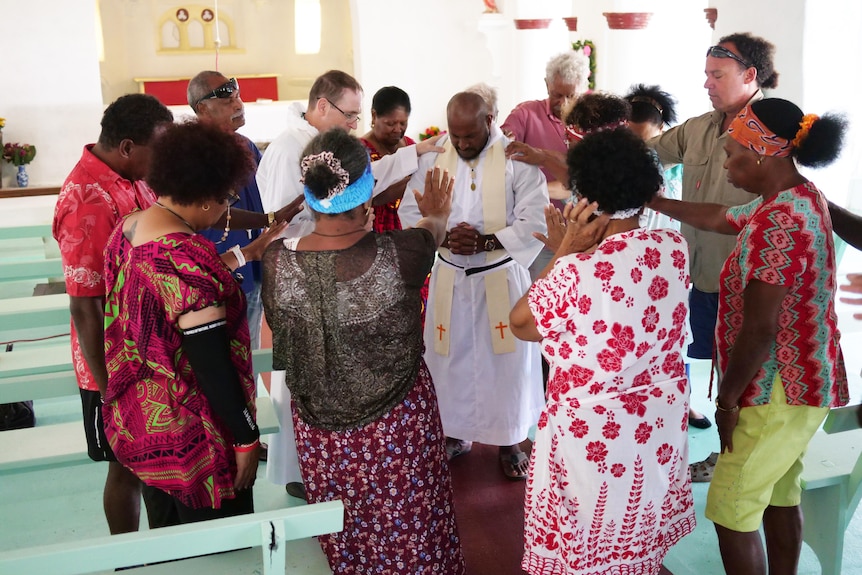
[449,440,532,575]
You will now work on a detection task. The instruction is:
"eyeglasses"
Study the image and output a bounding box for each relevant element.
[196,78,240,107]
[322,98,361,123]
[706,46,752,69]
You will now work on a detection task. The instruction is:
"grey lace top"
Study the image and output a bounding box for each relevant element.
[261,229,436,430]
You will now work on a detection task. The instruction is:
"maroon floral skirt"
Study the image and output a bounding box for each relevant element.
[293,361,466,574]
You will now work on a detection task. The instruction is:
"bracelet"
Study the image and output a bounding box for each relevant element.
[267,211,276,226]
[229,244,246,268]
[233,439,260,453]
[715,398,740,413]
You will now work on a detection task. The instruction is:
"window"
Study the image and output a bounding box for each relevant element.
[295,0,321,54]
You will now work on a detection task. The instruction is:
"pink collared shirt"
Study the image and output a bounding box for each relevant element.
[501,99,568,183]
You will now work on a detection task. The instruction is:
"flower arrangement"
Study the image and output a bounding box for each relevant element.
[419,126,445,141]
[3,143,37,166]
[572,40,596,90]
[0,118,5,130]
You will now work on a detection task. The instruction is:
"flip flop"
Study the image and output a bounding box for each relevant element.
[690,452,719,482]
[446,439,473,461]
[500,450,529,480]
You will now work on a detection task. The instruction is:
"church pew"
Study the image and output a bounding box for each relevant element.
[0,394,280,473]
[0,292,70,332]
[800,404,862,575]
[0,348,278,473]
[0,500,343,575]
[0,347,275,402]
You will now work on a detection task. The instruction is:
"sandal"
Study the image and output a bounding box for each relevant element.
[500,450,529,480]
[446,438,473,461]
[690,452,719,483]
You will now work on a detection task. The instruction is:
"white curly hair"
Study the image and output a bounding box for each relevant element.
[545,51,590,92]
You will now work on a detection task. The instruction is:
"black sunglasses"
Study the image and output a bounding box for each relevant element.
[196,78,240,107]
[706,46,752,69]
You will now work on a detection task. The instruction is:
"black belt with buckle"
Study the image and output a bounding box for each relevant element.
[438,254,513,276]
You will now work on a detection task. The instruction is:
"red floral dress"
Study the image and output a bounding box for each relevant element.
[524,228,696,575]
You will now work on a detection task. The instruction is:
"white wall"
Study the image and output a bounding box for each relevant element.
[0,0,103,188]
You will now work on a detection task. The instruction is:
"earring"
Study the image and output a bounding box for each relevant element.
[756,157,763,166]
[202,204,210,211]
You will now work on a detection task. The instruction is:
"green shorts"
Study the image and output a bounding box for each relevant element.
[705,374,828,532]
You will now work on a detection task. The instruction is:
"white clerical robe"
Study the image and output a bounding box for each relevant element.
[399,125,549,445]
[257,102,426,485]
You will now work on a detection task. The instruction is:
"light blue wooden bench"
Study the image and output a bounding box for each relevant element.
[0,500,343,575]
[0,348,279,473]
[0,292,70,331]
[800,404,862,575]
[0,257,64,282]
[0,223,54,242]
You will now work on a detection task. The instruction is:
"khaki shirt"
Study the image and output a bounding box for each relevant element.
[651,91,762,293]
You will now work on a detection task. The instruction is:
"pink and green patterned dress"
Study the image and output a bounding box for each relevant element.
[102,223,254,510]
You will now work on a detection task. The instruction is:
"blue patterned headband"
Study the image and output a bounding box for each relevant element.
[301,153,373,214]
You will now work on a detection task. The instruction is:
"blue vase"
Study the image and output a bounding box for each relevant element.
[16,165,28,188]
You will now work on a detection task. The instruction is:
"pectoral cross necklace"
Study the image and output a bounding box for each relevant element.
[467,158,480,191]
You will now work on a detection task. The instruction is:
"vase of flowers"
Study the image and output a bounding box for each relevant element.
[3,142,37,188]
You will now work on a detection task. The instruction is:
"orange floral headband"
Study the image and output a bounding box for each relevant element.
[728,105,820,157]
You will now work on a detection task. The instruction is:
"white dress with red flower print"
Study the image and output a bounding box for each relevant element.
[524,228,696,575]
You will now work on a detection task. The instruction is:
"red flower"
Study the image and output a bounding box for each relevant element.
[600,239,627,253]
[578,294,592,314]
[607,323,635,356]
[648,276,669,301]
[641,305,659,332]
[537,411,548,429]
[672,249,687,270]
[634,422,653,444]
[594,261,615,282]
[570,364,595,387]
[630,267,643,284]
[635,342,651,358]
[662,352,685,377]
[593,320,607,334]
[547,371,571,402]
[602,419,620,439]
[622,392,648,417]
[570,418,589,438]
[656,443,673,465]
[597,348,622,372]
[585,441,608,463]
[559,341,572,359]
[672,302,688,327]
[610,463,626,477]
[611,286,625,301]
[633,369,652,387]
[642,247,661,269]
[575,334,588,347]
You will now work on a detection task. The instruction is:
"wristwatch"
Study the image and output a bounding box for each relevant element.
[483,235,498,252]
[267,211,276,226]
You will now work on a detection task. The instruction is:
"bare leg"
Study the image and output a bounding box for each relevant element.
[763,505,803,575]
[714,523,766,575]
[104,461,142,534]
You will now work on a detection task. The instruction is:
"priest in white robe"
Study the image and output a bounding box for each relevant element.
[399,91,548,479]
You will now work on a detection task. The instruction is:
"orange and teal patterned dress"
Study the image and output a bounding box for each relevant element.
[102,222,255,510]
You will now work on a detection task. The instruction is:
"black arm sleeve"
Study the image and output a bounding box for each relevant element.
[182,319,259,445]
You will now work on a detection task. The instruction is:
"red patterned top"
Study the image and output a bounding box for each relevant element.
[52,145,156,391]
[719,182,848,408]
[102,225,254,509]
[360,136,415,233]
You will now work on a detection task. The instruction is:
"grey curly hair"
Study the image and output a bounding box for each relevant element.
[545,51,590,92]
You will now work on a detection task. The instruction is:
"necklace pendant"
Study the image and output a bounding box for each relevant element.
[470,182,476,191]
